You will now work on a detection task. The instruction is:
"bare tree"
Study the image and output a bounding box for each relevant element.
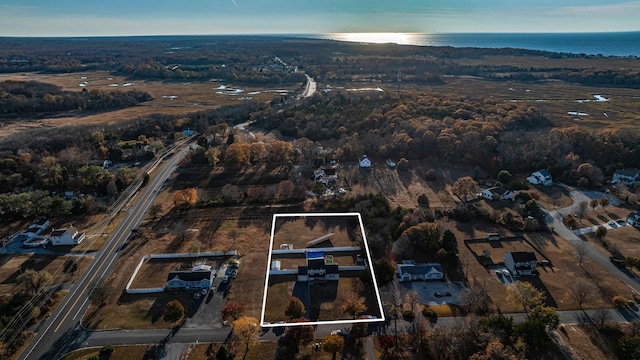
[575,241,588,267]
[592,308,611,326]
[599,197,610,212]
[577,201,589,221]
[404,289,420,313]
[570,280,596,310]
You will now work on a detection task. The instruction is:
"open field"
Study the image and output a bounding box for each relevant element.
[0,254,90,295]
[272,216,360,249]
[0,71,300,141]
[465,236,547,267]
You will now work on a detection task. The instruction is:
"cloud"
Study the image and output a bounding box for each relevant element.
[559,1,640,15]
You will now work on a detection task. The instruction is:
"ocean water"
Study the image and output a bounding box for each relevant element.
[301,32,640,57]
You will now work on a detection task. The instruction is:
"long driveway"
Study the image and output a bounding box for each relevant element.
[18,142,194,360]
[542,184,640,293]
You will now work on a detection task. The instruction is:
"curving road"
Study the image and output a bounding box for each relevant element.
[18,142,195,360]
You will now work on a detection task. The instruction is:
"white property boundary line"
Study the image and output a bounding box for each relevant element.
[260,212,385,327]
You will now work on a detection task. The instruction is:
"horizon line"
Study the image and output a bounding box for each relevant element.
[2,30,640,39]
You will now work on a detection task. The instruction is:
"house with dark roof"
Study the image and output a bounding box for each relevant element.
[50,226,85,246]
[504,252,537,276]
[612,169,639,186]
[297,251,339,282]
[527,170,552,186]
[166,264,214,290]
[627,211,640,228]
[397,262,444,282]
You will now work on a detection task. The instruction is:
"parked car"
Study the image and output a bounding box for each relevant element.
[331,329,348,336]
[610,256,626,267]
[502,269,512,279]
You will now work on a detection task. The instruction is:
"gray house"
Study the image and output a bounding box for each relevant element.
[166,265,214,290]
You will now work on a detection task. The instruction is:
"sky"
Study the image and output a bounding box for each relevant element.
[0,0,639,37]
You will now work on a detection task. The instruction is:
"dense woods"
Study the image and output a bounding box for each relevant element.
[0,80,152,116]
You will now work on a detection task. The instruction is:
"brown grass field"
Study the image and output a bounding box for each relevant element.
[0,254,90,296]
[62,345,149,360]
[0,71,300,141]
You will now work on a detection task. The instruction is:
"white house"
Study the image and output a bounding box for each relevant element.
[297,251,339,282]
[49,227,85,246]
[527,170,553,186]
[612,169,640,186]
[504,252,537,276]
[359,155,372,168]
[479,187,515,201]
[166,265,213,290]
[397,262,444,282]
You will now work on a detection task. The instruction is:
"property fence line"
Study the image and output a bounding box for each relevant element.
[125,251,238,293]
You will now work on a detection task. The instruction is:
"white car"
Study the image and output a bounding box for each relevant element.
[502,269,512,279]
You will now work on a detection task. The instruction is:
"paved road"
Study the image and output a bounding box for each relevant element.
[18,142,194,360]
[543,184,640,294]
[300,74,316,98]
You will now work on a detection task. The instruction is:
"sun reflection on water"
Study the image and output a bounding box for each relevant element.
[328,32,420,45]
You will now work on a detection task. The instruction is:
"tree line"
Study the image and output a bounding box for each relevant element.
[0,80,152,116]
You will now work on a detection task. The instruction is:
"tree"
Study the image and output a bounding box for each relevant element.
[377,335,394,355]
[221,301,245,321]
[341,292,367,319]
[570,279,596,310]
[215,345,232,360]
[372,259,395,287]
[470,340,518,360]
[442,229,457,253]
[497,170,513,184]
[599,197,610,211]
[17,269,52,295]
[506,280,545,314]
[283,318,315,351]
[577,200,589,221]
[163,300,185,325]
[173,187,197,209]
[224,143,251,166]
[89,281,111,307]
[596,225,607,242]
[451,176,478,202]
[284,297,305,319]
[232,316,261,357]
[322,334,345,360]
[400,222,441,254]
[589,199,599,212]
[575,241,588,267]
[149,203,163,219]
[205,147,221,168]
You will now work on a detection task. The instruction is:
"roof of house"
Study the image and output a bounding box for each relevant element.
[50,229,68,237]
[167,270,212,283]
[398,263,443,276]
[508,252,537,263]
[614,168,639,177]
[536,169,551,178]
[483,186,511,196]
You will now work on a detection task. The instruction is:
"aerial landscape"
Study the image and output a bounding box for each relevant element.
[1,1,640,360]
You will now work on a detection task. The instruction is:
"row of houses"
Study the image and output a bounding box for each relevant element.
[526,168,640,188]
[14,218,85,247]
[397,251,538,283]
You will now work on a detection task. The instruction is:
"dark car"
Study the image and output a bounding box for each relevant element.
[610,256,626,267]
